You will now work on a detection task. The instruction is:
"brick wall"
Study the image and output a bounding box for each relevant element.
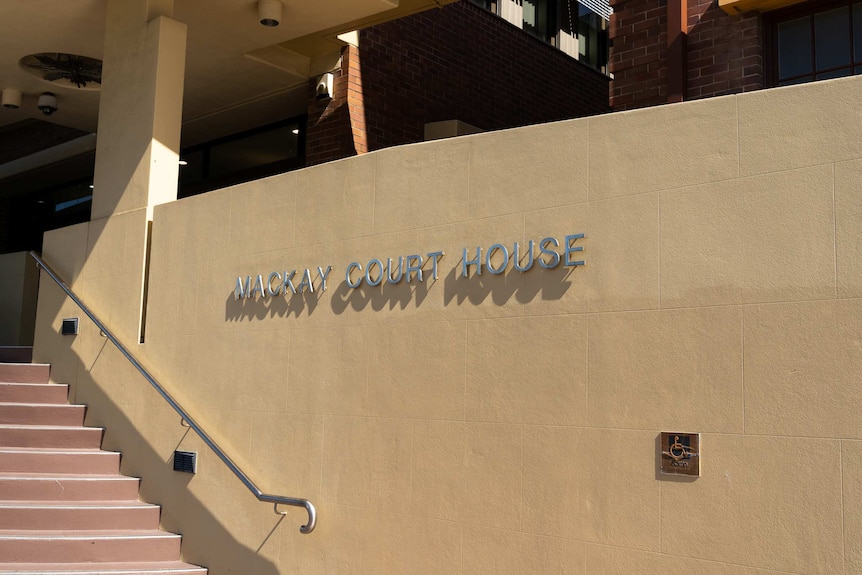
[610,0,763,111]
[687,0,762,99]
[306,0,610,161]
[305,49,356,167]
[609,0,669,109]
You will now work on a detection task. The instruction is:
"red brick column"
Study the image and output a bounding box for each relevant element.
[686,0,762,100]
[305,45,368,166]
[609,0,669,110]
[610,0,763,111]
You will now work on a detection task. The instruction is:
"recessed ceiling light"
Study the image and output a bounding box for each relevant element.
[89,184,94,189]
[291,128,300,135]
[258,0,282,26]
[1,88,21,109]
[178,159,188,166]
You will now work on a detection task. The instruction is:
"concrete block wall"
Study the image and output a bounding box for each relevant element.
[34,75,862,574]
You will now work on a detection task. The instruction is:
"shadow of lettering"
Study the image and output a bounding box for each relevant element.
[329,273,434,315]
[226,258,576,322]
[516,263,575,304]
[444,257,574,307]
[224,288,324,322]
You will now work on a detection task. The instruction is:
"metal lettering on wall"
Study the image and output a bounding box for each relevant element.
[232,233,585,300]
[660,432,700,477]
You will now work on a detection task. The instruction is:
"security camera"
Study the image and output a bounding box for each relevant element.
[315,73,333,100]
[37,92,57,115]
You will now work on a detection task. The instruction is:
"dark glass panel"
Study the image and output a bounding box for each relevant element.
[208,125,299,179]
[778,16,813,80]
[778,76,812,86]
[815,6,851,71]
[178,149,205,187]
[816,68,852,80]
[854,3,862,62]
[523,0,554,42]
[578,5,603,70]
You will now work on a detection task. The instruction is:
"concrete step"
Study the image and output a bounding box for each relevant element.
[0,347,33,363]
[0,363,205,573]
[0,561,207,574]
[0,448,120,475]
[0,502,160,531]
[0,383,69,404]
[0,531,182,563]
[0,404,85,426]
[0,473,139,501]
[0,425,103,449]
[0,364,49,384]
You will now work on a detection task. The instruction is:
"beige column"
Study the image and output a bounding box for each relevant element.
[91,0,187,220]
[58,0,188,346]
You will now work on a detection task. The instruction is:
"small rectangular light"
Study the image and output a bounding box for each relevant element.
[61,318,79,336]
[173,450,197,474]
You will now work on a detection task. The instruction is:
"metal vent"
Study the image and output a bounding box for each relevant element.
[61,318,79,335]
[173,450,197,474]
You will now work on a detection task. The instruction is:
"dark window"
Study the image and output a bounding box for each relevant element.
[523,0,557,43]
[467,0,609,74]
[768,0,862,86]
[178,117,305,198]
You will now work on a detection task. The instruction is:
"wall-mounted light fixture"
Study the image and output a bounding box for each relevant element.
[61,318,79,336]
[1,88,21,109]
[258,0,282,26]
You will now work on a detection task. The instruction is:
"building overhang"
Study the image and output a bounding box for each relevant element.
[718,0,808,15]
[0,0,457,137]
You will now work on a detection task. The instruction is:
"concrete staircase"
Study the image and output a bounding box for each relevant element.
[0,348,206,574]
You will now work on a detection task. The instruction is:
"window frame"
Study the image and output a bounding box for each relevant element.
[765,0,862,86]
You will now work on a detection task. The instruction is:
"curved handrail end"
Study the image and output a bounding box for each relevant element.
[300,500,317,534]
[272,500,316,533]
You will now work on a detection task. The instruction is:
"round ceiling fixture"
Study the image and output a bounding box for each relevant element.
[19,53,102,91]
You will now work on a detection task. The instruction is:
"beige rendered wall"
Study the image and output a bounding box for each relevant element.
[34,75,862,574]
[0,251,39,346]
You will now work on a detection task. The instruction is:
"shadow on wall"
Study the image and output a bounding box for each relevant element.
[224,258,578,321]
[37,281,285,575]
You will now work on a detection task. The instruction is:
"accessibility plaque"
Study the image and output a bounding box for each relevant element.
[660,432,700,477]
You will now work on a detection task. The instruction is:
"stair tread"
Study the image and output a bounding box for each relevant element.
[0,530,180,539]
[0,501,155,508]
[0,561,205,574]
[0,472,134,479]
[0,425,100,430]
[0,447,115,453]
[0,365,199,572]
[0,403,80,407]
[0,383,67,387]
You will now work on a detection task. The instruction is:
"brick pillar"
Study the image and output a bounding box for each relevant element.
[305,45,368,166]
[609,0,669,111]
[610,0,764,111]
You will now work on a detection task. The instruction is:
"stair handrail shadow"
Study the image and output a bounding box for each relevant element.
[30,250,317,534]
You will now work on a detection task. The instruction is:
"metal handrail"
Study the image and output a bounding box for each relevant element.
[30,251,316,534]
